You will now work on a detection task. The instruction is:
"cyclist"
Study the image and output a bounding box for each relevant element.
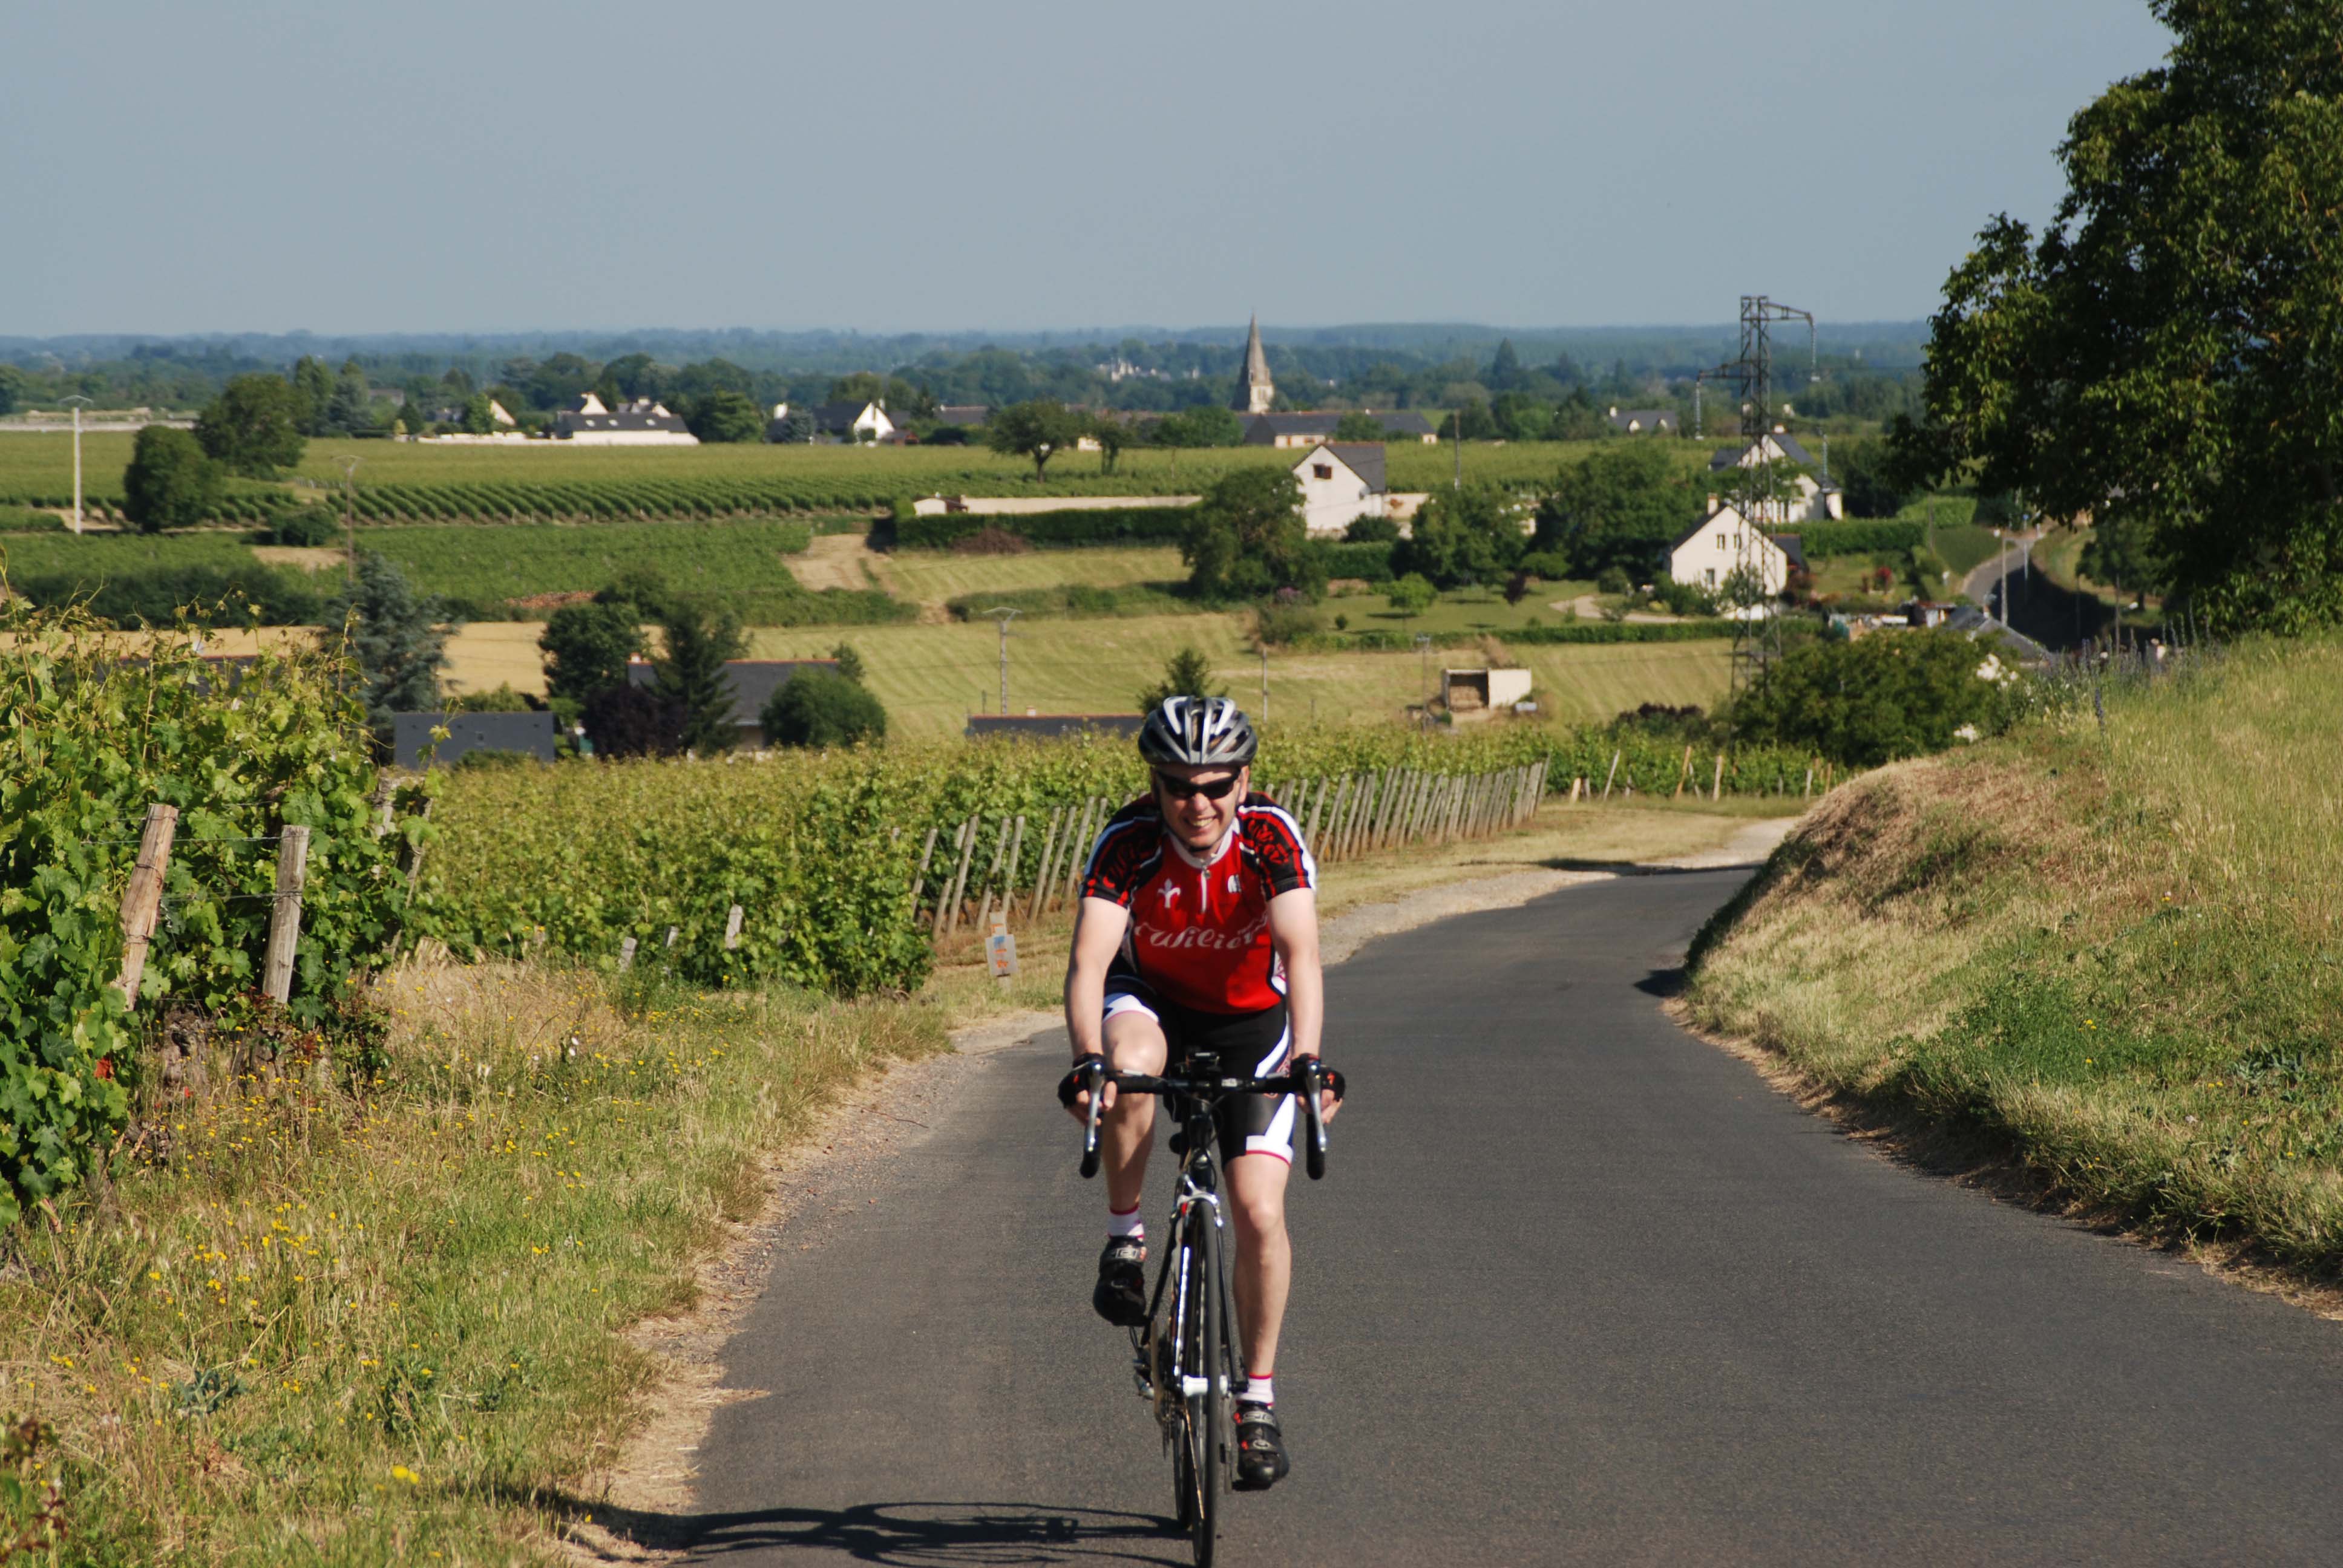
[1060,695,1342,1492]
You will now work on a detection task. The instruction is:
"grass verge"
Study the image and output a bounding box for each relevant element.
[1684,635,2343,1279]
[0,960,949,1563]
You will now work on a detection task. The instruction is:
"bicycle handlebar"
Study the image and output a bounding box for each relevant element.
[1073,1061,1340,1181]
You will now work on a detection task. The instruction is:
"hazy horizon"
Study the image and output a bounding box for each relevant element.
[4,1,2173,336]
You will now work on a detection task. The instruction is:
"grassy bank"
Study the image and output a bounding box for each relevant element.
[0,963,949,1563]
[1686,636,2343,1275]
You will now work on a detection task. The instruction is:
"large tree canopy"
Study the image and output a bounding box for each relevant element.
[1892,0,2343,633]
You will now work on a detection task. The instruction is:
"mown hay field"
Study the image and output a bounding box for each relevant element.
[735,612,1734,734]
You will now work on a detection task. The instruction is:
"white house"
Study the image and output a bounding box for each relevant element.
[1606,406,1677,435]
[1707,433,1844,523]
[552,393,698,446]
[810,400,895,442]
[1668,502,1796,606]
[1291,442,1387,537]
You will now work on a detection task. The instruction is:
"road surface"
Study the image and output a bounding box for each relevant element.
[676,868,2343,1566]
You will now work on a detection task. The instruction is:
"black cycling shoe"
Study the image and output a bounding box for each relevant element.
[1092,1236,1148,1327]
[1232,1402,1289,1491]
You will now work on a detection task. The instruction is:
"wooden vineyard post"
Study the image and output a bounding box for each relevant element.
[113,803,179,1011]
[1711,753,1725,801]
[1304,777,1330,845]
[937,817,978,936]
[664,926,679,950]
[724,904,745,950]
[1674,745,1694,799]
[1602,750,1622,802]
[1320,778,1351,863]
[965,817,1012,939]
[908,826,940,911]
[1027,806,1065,923]
[978,815,1026,935]
[261,825,310,1005]
[618,936,638,972]
[1803,765,1814,799]
[1058,799,1099,911]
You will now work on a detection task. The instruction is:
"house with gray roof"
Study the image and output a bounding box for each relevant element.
[1607,406,1678,435]
[1291,442,1389,537]
[1243,410,1437,448]
[553,393,697,445]
[626,658,842,746]
[1705,433,1844,523]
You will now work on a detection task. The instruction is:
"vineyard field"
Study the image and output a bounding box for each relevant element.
[0,432,1717,525]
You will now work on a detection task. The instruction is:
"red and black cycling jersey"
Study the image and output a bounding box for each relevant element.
[1081,792,1318,1014]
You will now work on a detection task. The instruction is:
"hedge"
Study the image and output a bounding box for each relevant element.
[887,505,1196,550]
[1313,540,1398,582]
[1285,619,1735,653]
[1795,520,1925,557]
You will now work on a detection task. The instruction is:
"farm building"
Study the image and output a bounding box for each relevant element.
[1291,442,1388,538]
[1667,503,1798,604]
[626,658,842,746]
[1706,433,1844,524]
[552,393,697,446]
[966,713,1147,740]
[1607,407,1677,435]
[392,711,558,770]
[1441,667,1535,720]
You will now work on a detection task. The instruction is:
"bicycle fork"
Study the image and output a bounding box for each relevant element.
[1134,1174,1225,1424]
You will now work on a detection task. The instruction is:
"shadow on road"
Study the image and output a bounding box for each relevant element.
[1539,857,1764,877]
[1634,965,1688,1000]
[525,1489,1182,1564]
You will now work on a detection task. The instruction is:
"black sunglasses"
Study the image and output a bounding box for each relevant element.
[1153,771,1242,802]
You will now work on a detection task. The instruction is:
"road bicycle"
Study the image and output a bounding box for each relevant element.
[1072,1053,1339,1568]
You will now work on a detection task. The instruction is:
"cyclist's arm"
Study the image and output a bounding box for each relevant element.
[1268,886,1322,1062]
[1064,895,1132,1062]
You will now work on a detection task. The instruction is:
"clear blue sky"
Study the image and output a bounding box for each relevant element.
[1,0,2174,338]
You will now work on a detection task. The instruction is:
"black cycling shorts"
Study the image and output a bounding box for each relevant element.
[1102,975,1296,1165]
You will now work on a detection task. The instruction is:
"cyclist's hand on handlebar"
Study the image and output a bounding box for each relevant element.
[1058,1053,1116,1122]
[1297,1056,1345,1123]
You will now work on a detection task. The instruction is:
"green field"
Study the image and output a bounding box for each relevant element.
[0,431,1715,520]
[743,611,1733,736]
[874,544,1188,607]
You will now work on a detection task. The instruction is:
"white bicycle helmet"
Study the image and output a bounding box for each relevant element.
[1138,695,1257,768]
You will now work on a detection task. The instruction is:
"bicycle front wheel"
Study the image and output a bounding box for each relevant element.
[1179,1215,1226,1566]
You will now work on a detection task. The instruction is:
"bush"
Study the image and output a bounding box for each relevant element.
[1311,540,1397,583]
[10,564,324,626]
[762,667,888,747]
[1729,630,2019,766]
[1253,599,1322,645]
[1343,512,1400,543]
[944,582,1191,620]
[447,683,535,713]
[1595,564,1631,595]
[269,504,342,547]
[1648,576,1719,617]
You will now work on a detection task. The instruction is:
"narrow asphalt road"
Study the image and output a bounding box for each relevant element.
[680,869,2343,1566]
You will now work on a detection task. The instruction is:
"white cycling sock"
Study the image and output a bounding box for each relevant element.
[1107,1203,1144,1241]
[1240,1376,1274,1407]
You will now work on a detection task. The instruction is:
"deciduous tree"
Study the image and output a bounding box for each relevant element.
[1535,442,1694,577]
[194,374,307,478]
[1180,468,1323,601]
[1888,0,2343,633]
[120,425,221,533]
[986,400,1089,480]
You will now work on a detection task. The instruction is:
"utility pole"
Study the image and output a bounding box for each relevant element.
[339,456,362,586]
[1415,633,1433,720]
[1259,647,1269,723]
[983,607,1020,714]
[1451,410,1462,491]
[61,395,93,534]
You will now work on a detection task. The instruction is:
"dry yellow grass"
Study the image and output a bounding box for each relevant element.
[1687,636,2343,1275]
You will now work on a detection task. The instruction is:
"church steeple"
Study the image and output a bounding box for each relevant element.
[1231,313,1275,414]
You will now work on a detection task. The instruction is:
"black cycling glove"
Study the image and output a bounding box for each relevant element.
[1058,1053,1108,1108]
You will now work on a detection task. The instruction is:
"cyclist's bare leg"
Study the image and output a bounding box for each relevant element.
[1100,1010,1168,1217]
[1224,1150,1292,1381]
